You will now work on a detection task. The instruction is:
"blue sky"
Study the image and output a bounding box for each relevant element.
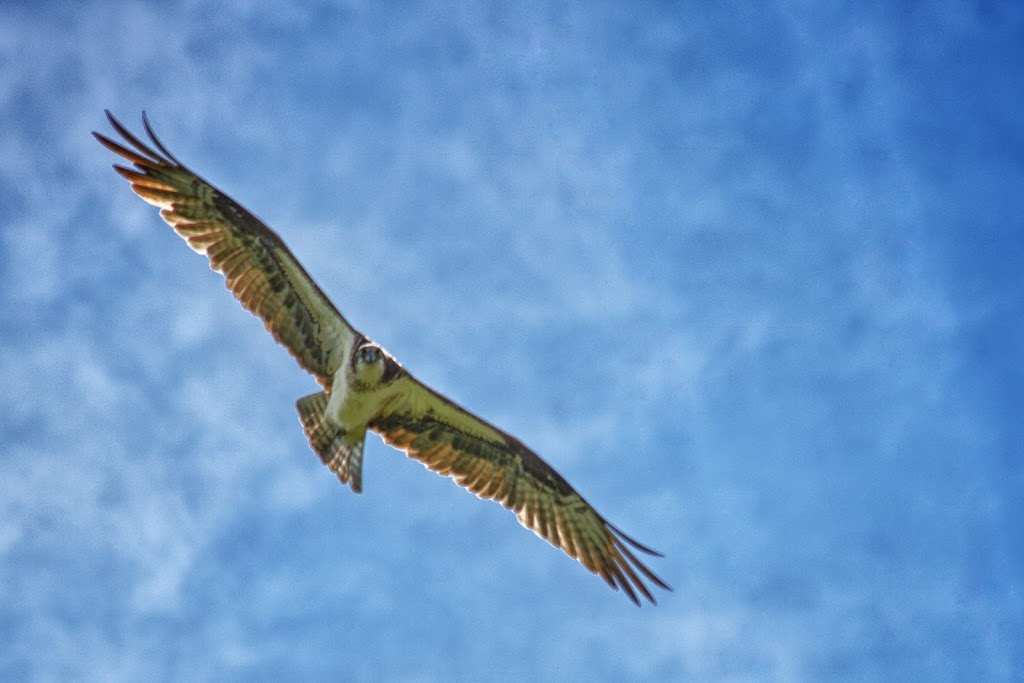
[1,1,1022,679]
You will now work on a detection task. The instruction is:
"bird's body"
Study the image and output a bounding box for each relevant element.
[95,111,670,605]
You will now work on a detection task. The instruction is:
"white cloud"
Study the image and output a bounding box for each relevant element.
[1,1,1020,679]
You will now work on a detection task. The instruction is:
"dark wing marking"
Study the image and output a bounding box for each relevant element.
[369,374,671,605]
[94,111,357,388]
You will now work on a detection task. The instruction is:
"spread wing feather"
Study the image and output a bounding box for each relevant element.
[94,111,357,388]
[96,111,669,605]
[370,375,672,605]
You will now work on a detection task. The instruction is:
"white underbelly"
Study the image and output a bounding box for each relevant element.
[327,371,382,432]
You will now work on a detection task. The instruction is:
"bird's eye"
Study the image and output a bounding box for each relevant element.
[358,344,381,363]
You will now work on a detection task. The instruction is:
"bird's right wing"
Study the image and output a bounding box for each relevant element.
[94,111,359,389]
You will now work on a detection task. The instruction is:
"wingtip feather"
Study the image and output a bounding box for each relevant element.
[606,520,665,557]
[142,111,185,166]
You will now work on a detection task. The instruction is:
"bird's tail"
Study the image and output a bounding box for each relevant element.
[296,391,365,494]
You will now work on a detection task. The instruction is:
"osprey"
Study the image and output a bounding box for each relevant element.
[95,112,670,606]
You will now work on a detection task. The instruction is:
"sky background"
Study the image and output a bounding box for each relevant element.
[1,1,1022,680]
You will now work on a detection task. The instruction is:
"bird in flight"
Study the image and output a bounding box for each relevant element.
[94,111,670,605]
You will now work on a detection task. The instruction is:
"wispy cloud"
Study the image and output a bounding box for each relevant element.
[1,1,1021,679]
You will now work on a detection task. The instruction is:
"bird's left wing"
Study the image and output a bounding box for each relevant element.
[94,111,358,389]
[369,374,671,605]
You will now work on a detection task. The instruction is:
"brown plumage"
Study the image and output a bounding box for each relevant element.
[94,112,356,388]
[95,111,671,605]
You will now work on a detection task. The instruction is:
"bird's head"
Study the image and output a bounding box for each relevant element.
[351,341,388,389]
